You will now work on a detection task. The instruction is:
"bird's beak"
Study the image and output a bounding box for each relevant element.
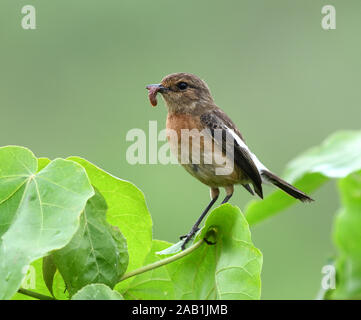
[146,84,167,107]
[146,84,167,93]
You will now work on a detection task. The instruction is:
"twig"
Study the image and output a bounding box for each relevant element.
[119,238,204,282]
[18,288,56,300]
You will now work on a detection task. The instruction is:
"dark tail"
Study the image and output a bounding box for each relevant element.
[261,170,314,202]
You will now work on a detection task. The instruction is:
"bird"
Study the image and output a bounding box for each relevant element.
[146,72,313,250]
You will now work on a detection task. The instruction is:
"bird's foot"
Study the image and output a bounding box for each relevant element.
[180,227,199,250]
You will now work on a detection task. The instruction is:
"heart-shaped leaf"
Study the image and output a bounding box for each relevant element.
[67,157,152,275]
[52,189,129,296]
[0,146,94,299]
[123,204,262,300]
[72,283,124,300]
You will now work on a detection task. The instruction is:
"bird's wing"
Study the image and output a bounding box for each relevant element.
[200,109,263,198]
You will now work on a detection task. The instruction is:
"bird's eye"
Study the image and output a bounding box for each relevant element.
[177,82,188,90]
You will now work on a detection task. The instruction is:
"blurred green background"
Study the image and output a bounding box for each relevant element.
[1,0,360,299]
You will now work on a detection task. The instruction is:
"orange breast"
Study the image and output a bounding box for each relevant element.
[165,112,243,187]
[166,113,202,136]
[166,112,204,163]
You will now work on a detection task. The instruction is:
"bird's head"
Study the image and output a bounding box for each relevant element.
[146,73,214,113]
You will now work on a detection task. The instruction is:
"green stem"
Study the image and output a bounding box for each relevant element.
[18,288,56,300]
[119,239,204,282]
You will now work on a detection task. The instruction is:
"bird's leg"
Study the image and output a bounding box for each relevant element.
[199,186,234,247]
[221,185,234,204]
[180,188,219,250]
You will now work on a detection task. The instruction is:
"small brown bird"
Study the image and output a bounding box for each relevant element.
[146,73,313,249]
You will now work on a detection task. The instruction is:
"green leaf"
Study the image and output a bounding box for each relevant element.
[0,146,94,299]
[12,258,68,300]
[331,171,361,299]
[284,131,361,182]
[67,157,152,274]
[72,283,124,300]
[52,189,129,296]
[245,130,361,225]
[122,240,176,300]
[37,158,51,172]
[246,173,326,225]
[156,240,183,255]
[123,204,262,300]
[42,255,57,296]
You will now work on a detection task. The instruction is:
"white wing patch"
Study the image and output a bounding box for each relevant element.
[226,128,269,175]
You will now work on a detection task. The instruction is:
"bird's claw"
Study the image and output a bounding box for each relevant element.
[179,227,200,250]
[181,235,192,250]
